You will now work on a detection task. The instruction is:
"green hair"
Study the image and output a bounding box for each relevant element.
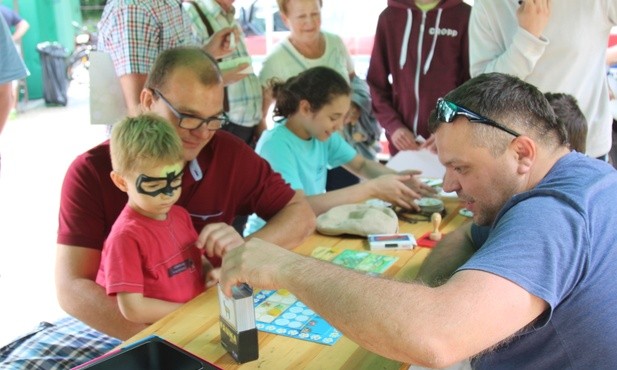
[110,114,184,175]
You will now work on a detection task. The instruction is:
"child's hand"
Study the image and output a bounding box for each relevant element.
[367,174,420,210]
[196,222,245,258]
[398,170,438,197]
[367,173,437,210]
[203,259,220,289]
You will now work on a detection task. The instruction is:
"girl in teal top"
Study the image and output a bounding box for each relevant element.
[245,66,435,235]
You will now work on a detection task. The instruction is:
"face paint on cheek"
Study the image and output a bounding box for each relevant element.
[136,169,184,197]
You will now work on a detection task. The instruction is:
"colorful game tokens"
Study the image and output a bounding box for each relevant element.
[459,208,474,218]
[416,197,445,215]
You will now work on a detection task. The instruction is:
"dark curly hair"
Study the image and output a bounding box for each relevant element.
[268,66,351,120]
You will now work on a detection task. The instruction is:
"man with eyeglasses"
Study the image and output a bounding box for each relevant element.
[218,73,617,369]
[0,46,315,368]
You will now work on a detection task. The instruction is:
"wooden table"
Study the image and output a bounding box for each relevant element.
[122,198,469,369]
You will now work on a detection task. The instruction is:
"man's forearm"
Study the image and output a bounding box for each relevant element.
[221,238,536,368]
[415,223,476,287]
[280,255,455,366]
[57,277,147,339]
[250,192,315,249]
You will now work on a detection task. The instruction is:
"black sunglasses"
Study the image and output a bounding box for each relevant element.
[436,98,521,137]
[152,89,229,131]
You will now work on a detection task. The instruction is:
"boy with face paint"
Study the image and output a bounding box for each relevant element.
[0,46,313,369]
[96,114,215,324]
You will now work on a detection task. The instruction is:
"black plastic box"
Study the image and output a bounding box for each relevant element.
[72,335,220,370]
[217,284,259,363]
[219,318,259,363]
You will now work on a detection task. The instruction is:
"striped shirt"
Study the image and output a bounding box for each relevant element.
[183,0,262,128]
[97,0,197,76]
[0,317,121,369]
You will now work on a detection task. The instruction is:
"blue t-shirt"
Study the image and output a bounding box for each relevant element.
[0,16,28,84]
[460,152,617,369]
[244,122,357,235]
[0,5,22,27]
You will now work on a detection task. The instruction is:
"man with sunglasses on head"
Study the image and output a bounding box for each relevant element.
[218,73,617,369]
[0,46,314,369]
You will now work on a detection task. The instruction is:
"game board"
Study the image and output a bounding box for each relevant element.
[253,289,342,345]
[253,249,399,345]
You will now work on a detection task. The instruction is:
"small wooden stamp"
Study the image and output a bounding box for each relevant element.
[429,212,442,241]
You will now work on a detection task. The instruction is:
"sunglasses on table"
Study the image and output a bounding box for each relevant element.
[436,98,521,137]
[152,88,229,131]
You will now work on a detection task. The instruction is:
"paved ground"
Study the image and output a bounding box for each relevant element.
[0,82,108,346]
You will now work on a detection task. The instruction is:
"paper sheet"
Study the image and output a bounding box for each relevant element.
[386,149,445,179]
[89,51,127,125]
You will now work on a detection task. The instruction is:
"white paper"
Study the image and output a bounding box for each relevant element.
[386,149,445,180]
[89,51,127,125]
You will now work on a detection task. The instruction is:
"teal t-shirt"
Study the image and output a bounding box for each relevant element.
[244,122,357,235]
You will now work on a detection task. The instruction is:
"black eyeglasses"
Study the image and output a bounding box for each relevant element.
[436,98,521,137]
[152,89,229,131]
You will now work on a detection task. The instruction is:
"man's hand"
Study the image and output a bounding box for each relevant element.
[221,63,250,86]
[196,222,244,258]
[203,26,239,59]
[517,0,551,38]
[220,238,301,296]
[391,127,420,151]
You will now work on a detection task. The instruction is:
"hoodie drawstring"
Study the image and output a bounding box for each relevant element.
[399,9,412,70]
[423,8,442,75]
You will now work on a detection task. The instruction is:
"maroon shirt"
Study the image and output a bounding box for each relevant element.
[366,0,470,154]
[58,131,295,263]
